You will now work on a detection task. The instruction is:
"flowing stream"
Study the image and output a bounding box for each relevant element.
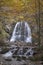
[10,22,32,43]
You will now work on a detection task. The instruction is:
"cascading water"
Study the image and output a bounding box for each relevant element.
[10,22,32,43]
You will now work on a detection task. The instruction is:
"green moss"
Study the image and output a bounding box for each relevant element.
[0,47,10,54]
[0,21,9,41]
[29,54,43,61]
[34,45,43,52]
[29,57,38,61]
[28,45,43,61]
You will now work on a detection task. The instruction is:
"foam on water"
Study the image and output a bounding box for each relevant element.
[10,22,32,43]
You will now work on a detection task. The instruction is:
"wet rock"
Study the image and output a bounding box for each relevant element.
[10,45,19,50]
[23,63,27,65]
[16,56,21,61]
[22,56,26,60]
[11,48,18,54]
[17,48,24,55]
[12,48,19,56]
[24,48,34,56]
[4,57,12,61]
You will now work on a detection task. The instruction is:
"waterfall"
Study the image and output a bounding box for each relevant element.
[10,22,32,43]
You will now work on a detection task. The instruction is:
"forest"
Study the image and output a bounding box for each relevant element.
[0,0,43,65]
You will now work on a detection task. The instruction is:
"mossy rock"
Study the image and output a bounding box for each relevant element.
[0,48,10,54]
[22,56,26,60]
[16,56,21,61]
[29,54,43,61]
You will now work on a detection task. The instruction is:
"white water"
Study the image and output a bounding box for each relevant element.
[2,51,13,58]
[10,22,32,43]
